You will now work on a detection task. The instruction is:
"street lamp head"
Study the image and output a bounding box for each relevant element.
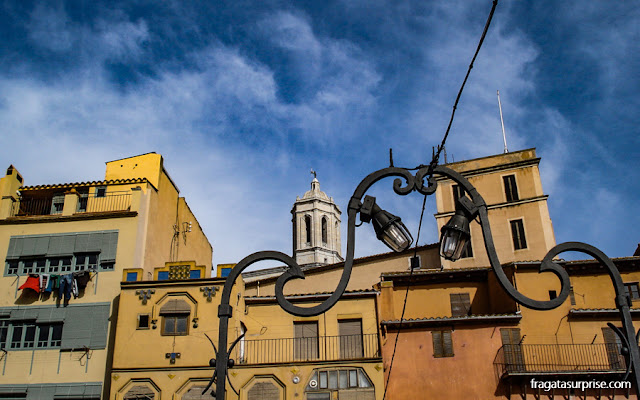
[439,209,471,261]
[360,196,413,252]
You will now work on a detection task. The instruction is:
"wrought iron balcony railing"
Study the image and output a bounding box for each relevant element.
[494,343,626,377]
[236,334,380,365]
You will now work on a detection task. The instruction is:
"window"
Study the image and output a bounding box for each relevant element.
[432,330,454,357]
[247,382,279,400]
[602,327,624,369]
[48,257,72,273]
[339,319,363,359]
[10,322,36,349]
[74,253,98,271]
[503,175,519,202]
[294,321,319,360]
[501,328,524,372]
[189,270,201,279]
[51,194,65,214]
[460,237,473,259]
[37,323,62,348]
[6,260,18,275]
[1,321,63,350]
[450,293,471,317]
[409,255,421,269]
[137,314,150,329]
[162,315,189,336]
[549,290,557,300]
[95,187,107,198]
[305,215,312,244]
[625,283,640,301]
[306,368,373,392]
[0,319,9,348]
[510,219,527,250]
[452,184,466,206]
[125,272,138,282]
[321,217,328,244]
[160,299,191,336]
[157,271,169,280]
[569,286,576,305]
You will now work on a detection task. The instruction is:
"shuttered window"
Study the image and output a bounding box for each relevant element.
[510,219,527,250]
[247,382,279,400]
[503,175,519,202]
[432,330,453,357]
[123,385,155,400]
[339,319,363,359]
[5,231,119,276]
[625,283,640,301]
[500,328,524,372]
[450,293,471,317]
[602,327,625,369]
[294,321,319,360]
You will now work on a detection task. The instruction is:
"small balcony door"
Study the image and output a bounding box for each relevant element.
[339,319,363,359]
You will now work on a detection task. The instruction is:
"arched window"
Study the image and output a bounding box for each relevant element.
[305,215,312,244]
[321,217,328,244]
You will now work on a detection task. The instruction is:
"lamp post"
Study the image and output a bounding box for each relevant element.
[204,163,640,398]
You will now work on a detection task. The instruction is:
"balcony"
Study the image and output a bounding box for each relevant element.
[237,334,380,365]
[11,192,132,217]
[494,344,626,378]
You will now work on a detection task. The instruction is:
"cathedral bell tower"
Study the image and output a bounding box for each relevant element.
[292,172,343,267]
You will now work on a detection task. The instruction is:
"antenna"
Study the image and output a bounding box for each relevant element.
[497,90,508,153]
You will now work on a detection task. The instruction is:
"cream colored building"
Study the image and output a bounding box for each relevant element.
[0,154,212,399]
[435,148,556,269]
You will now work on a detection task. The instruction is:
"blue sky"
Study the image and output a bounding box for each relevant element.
[1,0,638,268]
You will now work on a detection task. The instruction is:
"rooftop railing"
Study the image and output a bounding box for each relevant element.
[494,343,626,377]
[236,334,380,365]
[10,192,132,217]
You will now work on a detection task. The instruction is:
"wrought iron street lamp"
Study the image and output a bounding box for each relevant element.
[204,164,640,398]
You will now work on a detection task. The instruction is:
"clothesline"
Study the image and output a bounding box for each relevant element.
[18,270,95,302]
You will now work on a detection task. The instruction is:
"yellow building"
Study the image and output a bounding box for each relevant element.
[377,149,640,399]
[0,154,212,399]
[434,148,556,269]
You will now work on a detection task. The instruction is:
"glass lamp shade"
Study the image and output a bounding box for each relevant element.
[439,212,470,261]
[372,210,414,253]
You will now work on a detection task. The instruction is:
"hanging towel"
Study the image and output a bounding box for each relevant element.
[72,277,79,299]
[19,274,40,293]
[46,274,60,293]
[39,274,50,292]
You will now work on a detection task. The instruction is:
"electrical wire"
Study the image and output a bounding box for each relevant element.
[382,194,427,400]
[382,2,499,398]
[429,0,499,171]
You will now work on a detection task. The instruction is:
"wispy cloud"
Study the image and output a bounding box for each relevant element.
[1,0,638,266]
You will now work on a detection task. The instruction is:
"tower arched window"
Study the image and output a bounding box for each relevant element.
[322,217,328,244]
[305,215,312,244]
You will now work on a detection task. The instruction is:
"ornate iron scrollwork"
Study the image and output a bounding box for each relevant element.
[206,164,640,397]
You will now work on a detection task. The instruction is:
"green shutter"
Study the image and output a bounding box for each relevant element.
[20,238,37,257]
[100,232,118,262]
[47,235,76,257]
[33,237,50,256]
[89,304,110,349]
[74,234,90,253]
[35,308,66,323]
[86,233,102,252]
[60,304,110,350]
[6,238,23,260]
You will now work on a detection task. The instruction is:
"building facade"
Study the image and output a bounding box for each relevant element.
[0,154,212,399]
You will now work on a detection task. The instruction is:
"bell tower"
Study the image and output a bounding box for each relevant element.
[292,172,343,267]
